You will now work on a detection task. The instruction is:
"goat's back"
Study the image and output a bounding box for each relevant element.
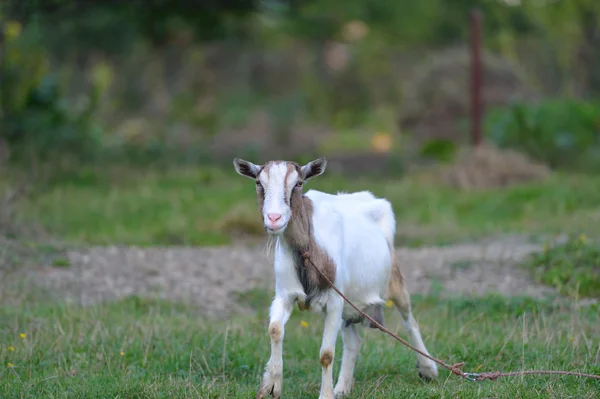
[305,189,396,247]
[307,189,394,309]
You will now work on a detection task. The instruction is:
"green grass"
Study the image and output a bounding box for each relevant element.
[3,165,600,397]
[9,166,600,247]
[0,294,598,398]
[519,235,600,299]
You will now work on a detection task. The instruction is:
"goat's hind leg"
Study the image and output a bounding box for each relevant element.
[257,296,293,399]
[388,261,439,380]
[333,323,362,397]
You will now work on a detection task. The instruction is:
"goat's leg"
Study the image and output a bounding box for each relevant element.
[333,323,361,397]
[257,296,293,399]
[319,295,343,399]
[388,262,439,380]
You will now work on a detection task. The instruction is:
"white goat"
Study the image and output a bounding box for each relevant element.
[233,157,438,399]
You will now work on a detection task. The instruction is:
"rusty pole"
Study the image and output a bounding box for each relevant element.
[469,9,483,147]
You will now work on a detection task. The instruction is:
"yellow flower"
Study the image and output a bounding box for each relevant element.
[370,133,393,154]
[8,346,14,352]
[385,300,394,308]
[578,234,587,243]
[120,351,125,357]
[19,333,26,339]
[7,363,14,368]
[300,320,309,328]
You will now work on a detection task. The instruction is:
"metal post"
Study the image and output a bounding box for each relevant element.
[469,9,483,147]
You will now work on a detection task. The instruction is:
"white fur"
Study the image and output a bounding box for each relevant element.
[260,163,298,233]
[247,161,437,399]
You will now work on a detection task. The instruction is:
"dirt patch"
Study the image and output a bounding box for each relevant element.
[21,239,558,318]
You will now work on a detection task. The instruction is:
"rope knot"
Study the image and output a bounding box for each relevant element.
[449,362,465,376]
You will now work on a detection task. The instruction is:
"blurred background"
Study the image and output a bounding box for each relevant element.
[1,2,600,397]
[1,0,600,248]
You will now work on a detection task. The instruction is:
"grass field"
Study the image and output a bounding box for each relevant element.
[1,292,599,398]
[1,165,600,398]
[7,166,600,247]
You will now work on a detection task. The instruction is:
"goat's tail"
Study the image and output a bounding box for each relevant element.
[365,198,396,250]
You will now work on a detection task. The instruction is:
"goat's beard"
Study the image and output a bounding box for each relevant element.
[264,234,277,260]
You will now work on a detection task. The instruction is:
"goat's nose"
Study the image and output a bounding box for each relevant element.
[267,213,282,223]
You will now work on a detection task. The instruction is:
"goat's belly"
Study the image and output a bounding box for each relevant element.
[339,253,391,322]
[341,296,387,330]
[340,275,389,322]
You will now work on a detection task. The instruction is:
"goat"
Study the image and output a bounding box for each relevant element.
[233,157,438,399]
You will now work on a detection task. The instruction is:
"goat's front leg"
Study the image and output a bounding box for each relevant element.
[319,295,343,399]
[257,296,293,399]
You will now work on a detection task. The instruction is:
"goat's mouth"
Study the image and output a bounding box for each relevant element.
[266,225,287,235]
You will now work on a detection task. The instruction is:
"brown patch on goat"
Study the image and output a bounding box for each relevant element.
[268,321,282,342]
[285,193,336,307]
[388,248,412,316]
[320,349,333,368]
[297,300,310,311]
[255,182,265,214]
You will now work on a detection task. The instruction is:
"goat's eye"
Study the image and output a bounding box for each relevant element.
[296,181,303,188]
[255,181,261,187]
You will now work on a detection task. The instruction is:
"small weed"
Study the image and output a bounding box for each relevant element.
[450,260,473,270]
[234,288,272,310]
[428,278,445,298]
[520,234,600,298]
[51,257,71,268]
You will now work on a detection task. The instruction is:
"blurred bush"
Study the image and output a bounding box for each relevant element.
[484,98,600,171]
[1,0,599,170]
[0,21,104,165]
[521,234,600,298]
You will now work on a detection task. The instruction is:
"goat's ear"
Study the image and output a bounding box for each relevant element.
[301,157,327,181]
[233,158,261,179]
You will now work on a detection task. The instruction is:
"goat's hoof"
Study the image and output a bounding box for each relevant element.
[417,362,439,381]
[333,388,351,398]
[256,380,280,399]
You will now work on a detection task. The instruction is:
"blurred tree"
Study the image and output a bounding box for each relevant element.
[2,0,258,56]
[520,0,600,97]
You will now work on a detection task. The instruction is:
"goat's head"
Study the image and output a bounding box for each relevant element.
[233,157,327,235]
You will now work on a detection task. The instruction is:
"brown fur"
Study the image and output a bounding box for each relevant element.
[387,249,412,317]
[320,349,333,368]
[285,193,336,306]
[268,321,282,342]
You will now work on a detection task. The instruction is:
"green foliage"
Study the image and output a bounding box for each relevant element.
[419,139,458,163]
[4,0,257,54]
[0,23,104,164]
[521,235,600,298]
[484,98,600,170]
[2,0,600,167]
